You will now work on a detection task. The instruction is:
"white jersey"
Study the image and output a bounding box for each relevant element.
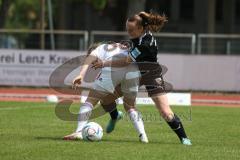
[89,43,140,94]
[91,43,128,71]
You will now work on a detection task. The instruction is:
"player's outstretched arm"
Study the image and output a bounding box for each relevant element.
[72,55,97,88]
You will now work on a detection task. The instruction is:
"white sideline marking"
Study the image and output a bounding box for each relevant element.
[192,99,240,104]
[0,93,80,99]
[2,93,240,105]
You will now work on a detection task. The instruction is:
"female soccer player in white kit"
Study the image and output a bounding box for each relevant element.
[64,42,148,143]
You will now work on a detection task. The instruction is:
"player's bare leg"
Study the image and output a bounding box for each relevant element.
[151,94,192,145]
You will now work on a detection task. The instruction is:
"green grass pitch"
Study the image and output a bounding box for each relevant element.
[0,101,239,160]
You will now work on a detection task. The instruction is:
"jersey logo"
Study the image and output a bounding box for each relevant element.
[130,47,141,59]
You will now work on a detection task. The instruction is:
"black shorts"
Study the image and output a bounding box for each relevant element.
[136,62,172,96]
[140,75,173,97]
[103,63,172,98]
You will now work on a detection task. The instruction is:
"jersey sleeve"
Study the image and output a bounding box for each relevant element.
[90,47,98,57]
[89,44,105,59]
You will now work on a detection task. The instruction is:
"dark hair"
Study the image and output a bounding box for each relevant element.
[128,11,168,32]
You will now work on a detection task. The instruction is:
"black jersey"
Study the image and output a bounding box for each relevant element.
[129,31,158,62]
[129,32,170,96]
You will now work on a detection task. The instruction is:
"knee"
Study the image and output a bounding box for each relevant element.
[124,103,136,112]
[123,97,136,111]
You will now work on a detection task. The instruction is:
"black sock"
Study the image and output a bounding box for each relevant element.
[101,102,118,120]
[109,108,119,120]
[166,114,187,141]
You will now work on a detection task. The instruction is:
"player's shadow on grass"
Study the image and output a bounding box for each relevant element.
[35,137,179,145]
[35,136,64,141]
[35,136,140,143]
[101,139,178,145]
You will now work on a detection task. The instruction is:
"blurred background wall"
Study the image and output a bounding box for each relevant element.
[0,0,239,33]
[0,0,240,91]
[0,0,239,53]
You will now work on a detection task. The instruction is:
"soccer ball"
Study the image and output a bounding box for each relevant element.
[82,122,103,141]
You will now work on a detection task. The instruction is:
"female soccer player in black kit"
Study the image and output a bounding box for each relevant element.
[93,11,192,145]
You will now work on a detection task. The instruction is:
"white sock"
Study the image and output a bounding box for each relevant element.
[75,102,93,132]
[128,109,147,136]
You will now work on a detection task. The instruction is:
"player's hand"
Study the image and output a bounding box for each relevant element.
[72,75,83,89]
[92,59,105,69]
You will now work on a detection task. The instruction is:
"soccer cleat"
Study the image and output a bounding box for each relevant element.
[63,131,83,140]
[139,133,149,143]
[106,111,123,133]
[181,138,192,146]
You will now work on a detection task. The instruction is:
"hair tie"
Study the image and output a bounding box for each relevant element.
[139,14,148,27]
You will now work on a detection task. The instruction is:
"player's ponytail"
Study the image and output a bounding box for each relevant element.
[138,11,168,32]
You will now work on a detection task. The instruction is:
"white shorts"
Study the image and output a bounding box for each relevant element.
[93,64,140,96]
